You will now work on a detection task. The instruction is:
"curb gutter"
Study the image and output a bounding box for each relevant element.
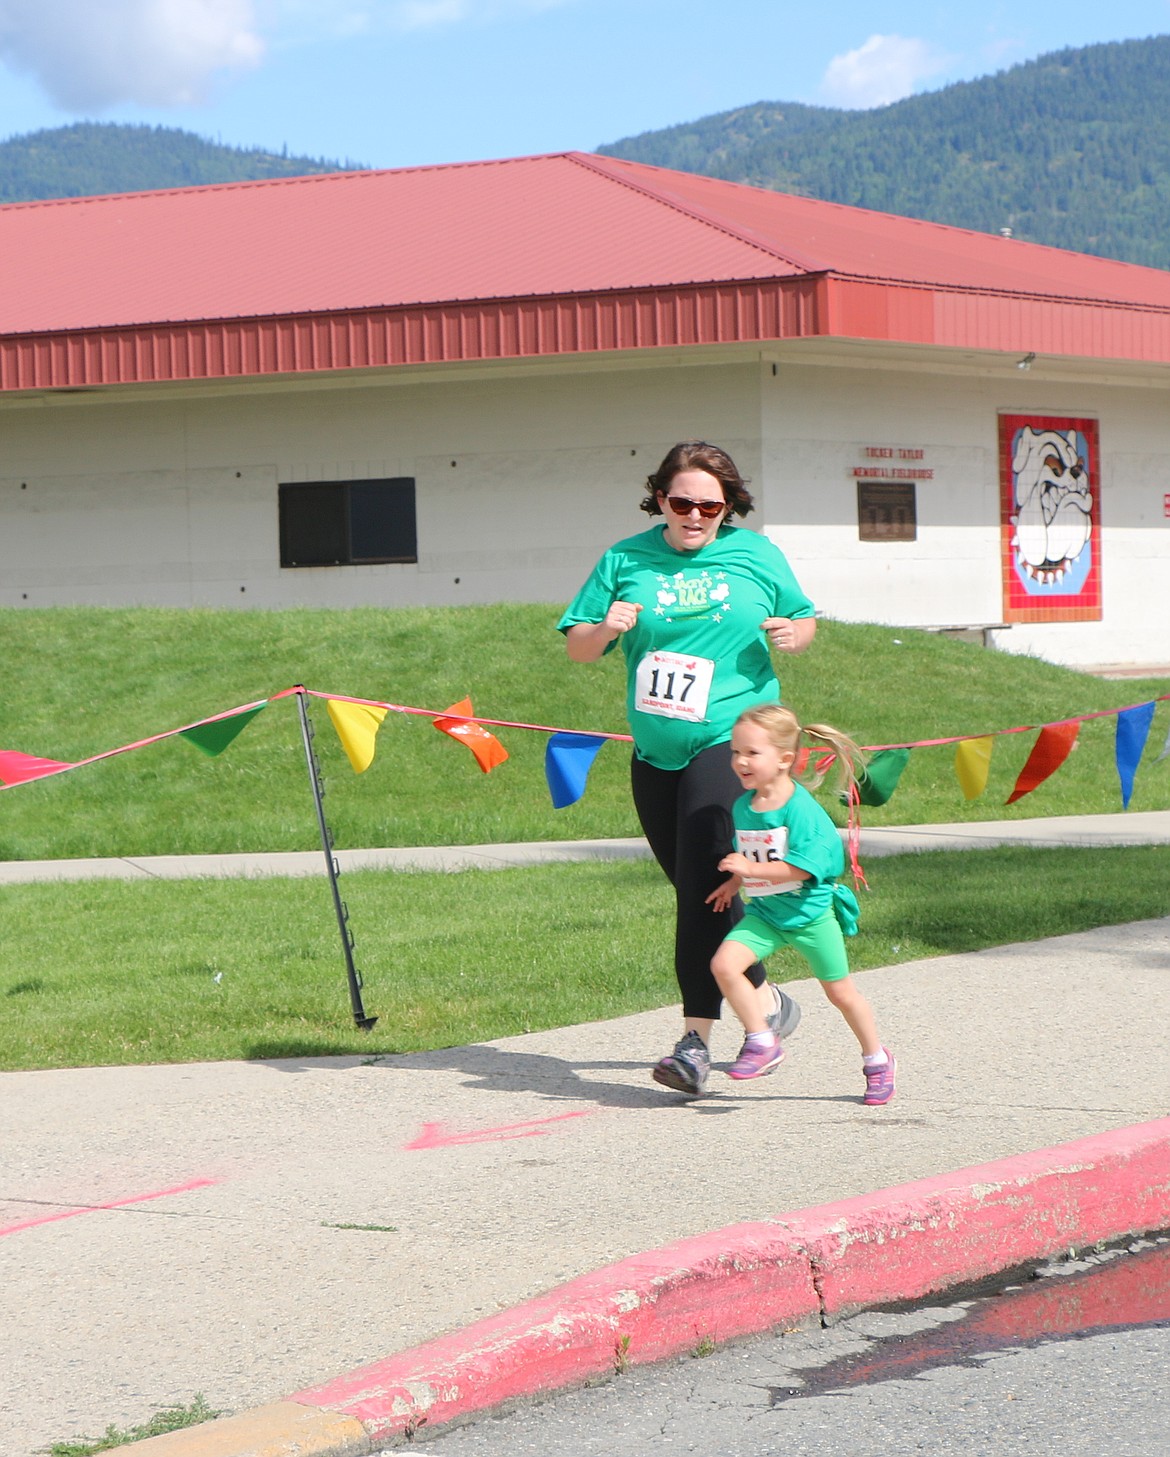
[115,1117,1170,1456]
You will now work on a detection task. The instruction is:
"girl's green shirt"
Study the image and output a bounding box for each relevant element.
[732,782,844,930]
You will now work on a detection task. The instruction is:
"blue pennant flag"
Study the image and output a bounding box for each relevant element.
[1115,702,1157,809]
[545,732,607,809]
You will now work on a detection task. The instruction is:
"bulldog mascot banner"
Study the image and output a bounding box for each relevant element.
[999,413,1101,622]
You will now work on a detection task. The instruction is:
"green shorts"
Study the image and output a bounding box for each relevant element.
[724,907,851,982]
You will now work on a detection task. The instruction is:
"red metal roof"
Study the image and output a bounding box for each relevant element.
[594,156,1170,306]
[4,150,1170,391]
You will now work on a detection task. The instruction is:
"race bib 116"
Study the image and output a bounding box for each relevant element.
[736,827,799,896]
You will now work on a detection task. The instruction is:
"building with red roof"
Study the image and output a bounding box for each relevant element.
[2,151,1168,666]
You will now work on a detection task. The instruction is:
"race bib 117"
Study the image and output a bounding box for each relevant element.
[633,651,714,722]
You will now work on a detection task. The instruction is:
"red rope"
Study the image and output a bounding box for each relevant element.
[3,685,1166,796]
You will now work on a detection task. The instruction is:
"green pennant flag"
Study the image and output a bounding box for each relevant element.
[842,748,911,807]
[179,703,268,757]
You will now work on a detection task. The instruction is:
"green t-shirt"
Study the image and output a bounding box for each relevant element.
[557,524,815,770]
[732,782,845,931]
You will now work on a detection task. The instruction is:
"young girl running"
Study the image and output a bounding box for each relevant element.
[706,703,896,1105]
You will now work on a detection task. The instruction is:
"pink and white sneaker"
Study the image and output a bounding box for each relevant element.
[863,1048,897,1106]
[727,1037,786,1080]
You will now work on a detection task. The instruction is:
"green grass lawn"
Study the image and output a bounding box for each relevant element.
[0,606,1167,862]
[3,845,1166,1071]
[2,606,1166,1073]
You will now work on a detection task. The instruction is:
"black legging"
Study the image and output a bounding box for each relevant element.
[631,741,766,1021]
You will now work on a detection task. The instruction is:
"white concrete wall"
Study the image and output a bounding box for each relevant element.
[759,357,1170,668]
[0,360,761,612]
[1,348,1167,667]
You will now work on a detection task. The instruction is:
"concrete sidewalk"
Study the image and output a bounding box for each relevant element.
[1,822,1168,1457]
[2,809,1169,883]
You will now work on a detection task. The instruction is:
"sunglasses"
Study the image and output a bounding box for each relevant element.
[662,495,727,519]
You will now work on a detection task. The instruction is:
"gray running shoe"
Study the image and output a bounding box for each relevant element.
[652,1030,710,1096]
[767,985,802,1041]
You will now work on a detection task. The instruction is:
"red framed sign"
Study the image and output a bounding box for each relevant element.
[999,414,1101,623]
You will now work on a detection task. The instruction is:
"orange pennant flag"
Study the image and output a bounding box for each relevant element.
[1006,721,1080,805]
[433,697,509,773]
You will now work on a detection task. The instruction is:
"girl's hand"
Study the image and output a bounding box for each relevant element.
[718,852,752,878]
[604,600,643,636]
[706,874,741,913]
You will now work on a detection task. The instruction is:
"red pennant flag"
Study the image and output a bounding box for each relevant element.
[794,747,834,778]
[0,750,74,786]
[433,698,509,773]
[1005,721,1080,805]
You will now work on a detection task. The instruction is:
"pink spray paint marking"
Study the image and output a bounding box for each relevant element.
[404,1112,593,1150]
[0,1177,219,1237]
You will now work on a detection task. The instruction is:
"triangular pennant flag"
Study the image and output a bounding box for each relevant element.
[545,732,606,808]
[1115,701,1157,809]
[1006,721,1080,805]
[1158,717,1170,765]
[797,747,835,779]
[433,698,509,773]
[849,748,910,807]
[0,749,74,786]
[179,702,268,758]
[326,699,388,774]
[954,736,994,801]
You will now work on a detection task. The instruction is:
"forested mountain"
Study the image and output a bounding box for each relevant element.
[598,36,1170,270]
[6,38,1170,270]
[0,122,362,204]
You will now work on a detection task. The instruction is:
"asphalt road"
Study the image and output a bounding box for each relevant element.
[413,1238,1170,1457]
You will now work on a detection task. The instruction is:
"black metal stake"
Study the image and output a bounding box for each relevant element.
[294,687,378,1031]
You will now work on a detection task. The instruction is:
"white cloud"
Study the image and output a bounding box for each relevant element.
[277,0,568,36]
[0,0,264,110]
[0,0,575,111]
[821,33,953,109]
[393,0,468,29]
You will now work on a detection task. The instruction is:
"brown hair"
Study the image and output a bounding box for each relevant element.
[640,440,754,520]
[735,703,867,800]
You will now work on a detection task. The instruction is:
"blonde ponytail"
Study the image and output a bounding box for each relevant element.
[801,722,867,803]
[734,703,867,801]
[735,702,870,888]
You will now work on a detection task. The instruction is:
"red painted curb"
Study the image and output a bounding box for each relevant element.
[777,1120,1170,1315]
[291,1118,1170,1443]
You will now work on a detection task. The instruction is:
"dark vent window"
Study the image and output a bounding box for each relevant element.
[279,478,417,566]
[857,480,917,542]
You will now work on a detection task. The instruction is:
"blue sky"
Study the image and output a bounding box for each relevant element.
[0,1,1168,169]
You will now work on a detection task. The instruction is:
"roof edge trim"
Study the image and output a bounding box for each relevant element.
[7,270,1170,393]
[0,276,832,392]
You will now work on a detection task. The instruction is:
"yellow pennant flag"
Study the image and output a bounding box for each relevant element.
[954,736,994,800]
[326,699,388,773]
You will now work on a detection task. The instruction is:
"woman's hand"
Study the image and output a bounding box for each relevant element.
[705,873,742,913]
[761,616,816,655]
[604,600,643,636]
[565,601,642,662]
